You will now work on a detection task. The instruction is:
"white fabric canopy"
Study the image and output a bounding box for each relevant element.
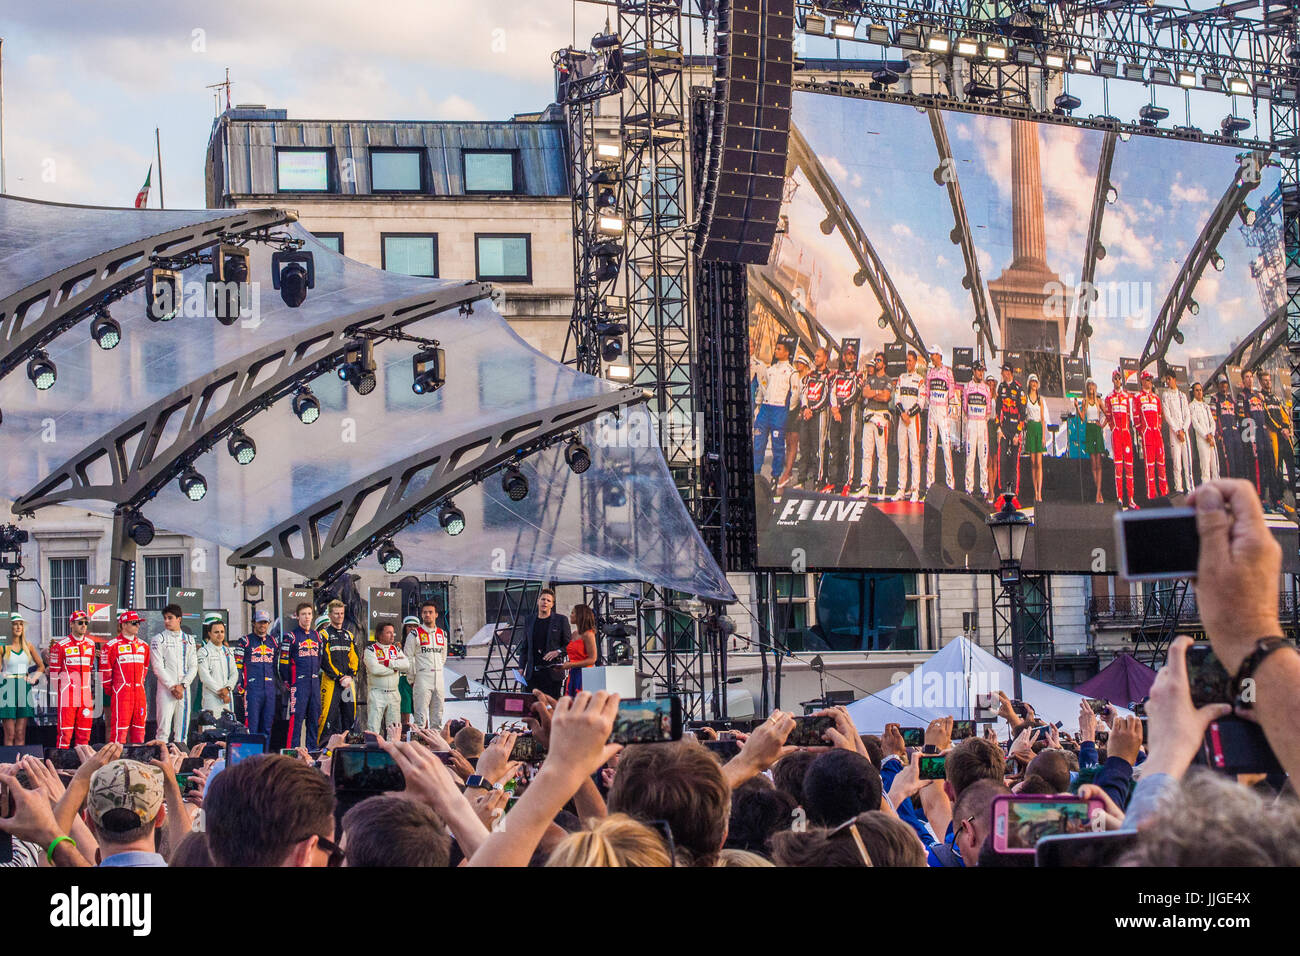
[845,637,1131,732]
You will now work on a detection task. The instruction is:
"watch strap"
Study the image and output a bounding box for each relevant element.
[1232,637,1295,708]
[465,774,494,790]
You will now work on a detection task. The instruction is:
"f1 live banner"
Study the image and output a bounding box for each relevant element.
[367,588,402,645]
[0,588,9,646]
[81,585,118,643]
[166,588,204,639]
[282,588,314,637]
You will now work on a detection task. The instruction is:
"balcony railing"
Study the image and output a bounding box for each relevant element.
[1090,591,1299,626]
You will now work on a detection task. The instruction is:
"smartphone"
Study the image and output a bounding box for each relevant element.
[1202,717,1283,775]
[702,739,742,761]
[122,744,164,763]
[917,754,946,780]
[175,772,192,791]
[991,795,1105,854]
[975,693,1000,720]
[1034,721,1063,740]
[487,691,536,719]
[226,733,267,768]
[786,714,835,748]
[1010,700,1029,718]
[331,746,406,792]
[0,746,43,764]
[484,733,547,763]
[0,783,11,865]
[899,727,925,748]
[1035,831,1138,867]
[344,730,365,745]
[609,697,683,746]
[1084,699,1108,715]
[1129,700,1147,717]
[1114,506,1199,581]
[1185,644,1233,707]
[279,748,298,757]
[44,748,82,771]
[951,720,976,741]
[179,757,204,772]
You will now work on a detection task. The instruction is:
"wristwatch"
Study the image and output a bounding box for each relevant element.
[464,774,499,791]
[1232,637,1298,709]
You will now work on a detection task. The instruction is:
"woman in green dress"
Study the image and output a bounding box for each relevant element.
[1023,374,1053,503]
[1,613,44,745]
[1082,379,1106,504]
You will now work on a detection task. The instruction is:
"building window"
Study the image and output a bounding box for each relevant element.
[484,580,541,627]
[808,572,918,652]
[381,233,438,278]
[143,555,184,612]
[276,149,332,192]
[314,233,344,254]
[475,234,531,283]
[370,149,426,192]
[49,557,89,642]
[756,573,812,651]
[463,150,518,193]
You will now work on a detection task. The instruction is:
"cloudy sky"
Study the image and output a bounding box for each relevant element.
[0,0,612,208]
[776,90,1278,383]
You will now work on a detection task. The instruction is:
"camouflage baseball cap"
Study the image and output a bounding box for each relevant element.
[88,760,164,831]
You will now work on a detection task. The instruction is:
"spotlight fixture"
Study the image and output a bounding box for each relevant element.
[1053,92,1082,113]
[597,187,618,209]
[965,79,997,100]
[606,364,632,381]
[1072,54,1093,72]
[602,338,623,362]
[1138,103,1169,125]
[926,33,951,54]
[27,350,56,390]
[1173,329,1185,345]
[955,37,979,57]
[1013,45,1037,66]
[1210,250,1225,272]
[595,141,622,162]
[227,428,257,465]
[178,466,208,502]
[1044,49,1066,71]
[877,315,889,330]
[1122,62,1145,82]
[271,250,316,308]
[867,23,890,46]
[502,464,529,502]
[1097,58,1118,78]
[146,268,182,322]
[292,386,321,424]
[91,311,122,350]
[1177,69,1197,88]
[1227,75,1250,96]
[1187,299,1200,317]
[803,13,826,35]
[565,439,592,474]
[411,345,446,395]
[1221,115,1251,136]
[597,215,624,236]
[1149,65,1173,86]
[207,243,251,325]
[377,540,403,574]
[985,42,1008,61]
[439,502,466,536]
[1237,202,1257,227]
[898,27,921,50]
[871,67,900,86]
[1203,73,1225,92]
[125,510,155,547]
[591,32,620,50]
[338,339,377,395]
[215,244,250,283]
[1106,183,1118,204]
[831,18,855,40]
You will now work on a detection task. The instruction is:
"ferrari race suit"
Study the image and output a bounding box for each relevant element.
[826,365,863,492]
[1135,390,1168,499]
[1213,390,1244,478]
[1188,398,1220,486]
[1104,389,1137,504]
[923,365,957,489]
[197,640,238,719]
[1263,389,1292,506]
[859,373,892,495]
[1161,385,1192,493]
[894,369,923,498]
[1240,387,1278,504]
[963,380,993,496]
[798,367,833,488]
[404,624,447,729]
[50,635,97,747]
[318,624,359,740]
[150,628,198,744]
[365,641,410,734]
[100,635,149,744]
[240,631,279,738]
[996,381,1027,497]
[279,625,323,749]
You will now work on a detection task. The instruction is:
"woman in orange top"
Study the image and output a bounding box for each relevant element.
[561,604,598,697]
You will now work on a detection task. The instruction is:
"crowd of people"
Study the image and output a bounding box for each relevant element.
[752,336,1293,511]
[1,479,1296,868]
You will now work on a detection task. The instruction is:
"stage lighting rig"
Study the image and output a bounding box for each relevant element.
[338,339,377,395]
[147,268,182,322]
[124,510,155,547]
[565,439,592,475]
[1053,92,1081,113]
[1211,250,1225,272]
[27,350,56,391]
[178,465,208,502]
[91,310,121,350]
[377,540,404,574]
[207,243,251,325]
[1237,202,1257,227]
[502,464,529,502]
[1221,115,1251,137]
[438,502,466,536]
[411,345,446,395]
[292,386,321,424]
[227,428,257,465]
[1138,103,1169,127]
[271,250,315,308]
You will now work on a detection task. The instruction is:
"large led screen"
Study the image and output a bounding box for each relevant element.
[751,90,1295,573]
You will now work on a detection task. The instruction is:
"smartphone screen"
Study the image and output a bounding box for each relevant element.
[1185,644,1233,707]
[1085,699,1108,715]
[487,692,535,719]
[785,714,834,748]
[1203,717,1283,775]
[950,720,975,741]
[1115,507,1199,580]
[702,739,742,761]
[917,754,946,780]
[44,748,82,771]
[332,747,406,792]
[484,734,547,763]
[122,744,163,764]
[1035,831,1138,867]
[899,727,925,748]
[226,734,267,768]
[992,796,1101,853]
[609,697,683,745]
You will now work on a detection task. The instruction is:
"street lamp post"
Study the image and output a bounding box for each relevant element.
[242,569,265,623]
[986,494,1034,701]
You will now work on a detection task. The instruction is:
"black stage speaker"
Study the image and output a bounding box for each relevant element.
[922,484,999,570]
[695,0,794,264]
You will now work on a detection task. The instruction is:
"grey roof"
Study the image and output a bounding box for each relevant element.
[207,112,568,204]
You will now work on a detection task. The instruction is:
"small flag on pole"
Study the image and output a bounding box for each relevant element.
[134,165,153,209]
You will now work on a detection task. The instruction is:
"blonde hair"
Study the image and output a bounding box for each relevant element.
[545,813,672,867]
[715,848,774,867]
[0,624,36,668]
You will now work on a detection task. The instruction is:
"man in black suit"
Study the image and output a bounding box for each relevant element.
[521,588,571,697]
